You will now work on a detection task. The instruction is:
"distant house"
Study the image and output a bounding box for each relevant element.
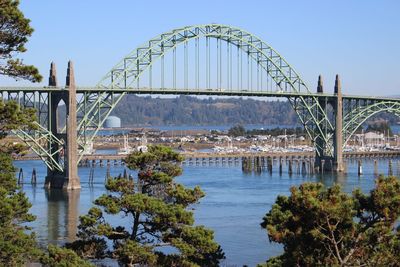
[364,132,384,146]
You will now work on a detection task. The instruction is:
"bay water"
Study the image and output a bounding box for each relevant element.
[14,157,398,266]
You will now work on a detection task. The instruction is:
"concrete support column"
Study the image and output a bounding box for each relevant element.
[45,62,63,189]
[63,61,80,189]
[333,75,344,172]
[315,75,326,171]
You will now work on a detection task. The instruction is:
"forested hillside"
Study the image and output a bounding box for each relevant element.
[110,95,300,126]
[56,95,399,127]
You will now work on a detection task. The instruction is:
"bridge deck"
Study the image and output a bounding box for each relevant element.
[15,150,400,162]
[0,86,399,102]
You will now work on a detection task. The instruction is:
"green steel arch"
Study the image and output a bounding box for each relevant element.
[98,24,308,91]
[343,101,400,146]
[75,24,334,160]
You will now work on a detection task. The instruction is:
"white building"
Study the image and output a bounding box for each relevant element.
[364,132,384,147]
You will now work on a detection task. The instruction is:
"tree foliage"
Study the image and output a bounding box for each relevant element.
[68,145,225,266]
[227,125,306,137]
[0,100,39,266]
[0,0,42,82]
[111,95,300,126]
[228,124,246,137]
[260,176,400,266]
[39,245,94,267]
[58,94,399,128]
[0,100,36,139]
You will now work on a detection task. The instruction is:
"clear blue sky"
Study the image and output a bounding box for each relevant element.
[2,0,399,96]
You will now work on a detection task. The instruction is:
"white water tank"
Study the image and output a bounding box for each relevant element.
[104,116,121,128]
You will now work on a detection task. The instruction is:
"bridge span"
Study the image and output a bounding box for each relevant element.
[16,151,400,162]
[2,23,400,189]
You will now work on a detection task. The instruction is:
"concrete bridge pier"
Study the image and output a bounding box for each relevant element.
[44,61,80,190]
[333,75,344,172]
[314,75,344,173]
[315,76,323,170]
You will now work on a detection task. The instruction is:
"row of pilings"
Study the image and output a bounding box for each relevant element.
[241,156,316,175]
[240,156,400,176]
[15,157,400,187]
[78,158,124,167]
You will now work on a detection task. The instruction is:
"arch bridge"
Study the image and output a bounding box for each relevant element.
[1,24,399,189]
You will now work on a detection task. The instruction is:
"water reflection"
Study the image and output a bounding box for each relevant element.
[45,189,80,243]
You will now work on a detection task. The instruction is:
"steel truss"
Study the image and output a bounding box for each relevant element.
[0,90,65,171]
[343,99,400,146]
[76,24,334,162]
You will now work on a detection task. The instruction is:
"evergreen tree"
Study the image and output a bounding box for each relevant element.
[0,0,42,82]
[228,124,246,137]
[68,145,225,266]
[260,176,400,266]
[39,245,94,267]
[0,2,41,262]
[0,100,39,266]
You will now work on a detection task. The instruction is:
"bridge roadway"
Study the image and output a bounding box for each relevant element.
[1,86,399,102]
[15,150,400,162]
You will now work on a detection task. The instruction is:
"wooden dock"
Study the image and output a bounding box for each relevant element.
[15,150,400,162]
[14,151,400,178]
